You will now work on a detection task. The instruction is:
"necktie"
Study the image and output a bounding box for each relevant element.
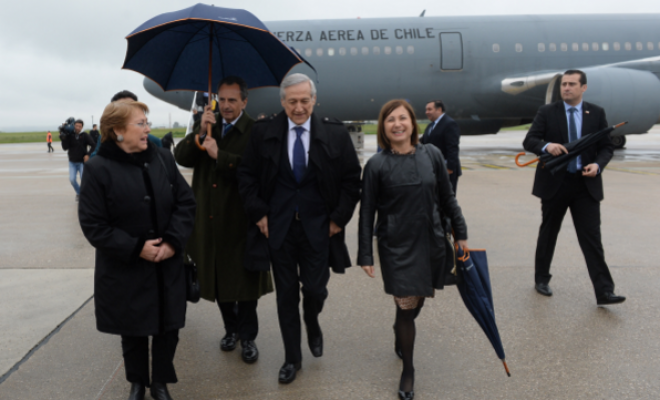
[292,126,307,183]
[222,123,233,138]
[427,122,435,135]
[567,107,578,173]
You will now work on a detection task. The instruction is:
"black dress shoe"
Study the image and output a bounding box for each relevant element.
[278,362,301,384]
[127,383,145,400]
[220,332,237,351]
[241,340,259,363]
[150,383,173,400]
[398,390,414,400]
[597,292,626,305]
[308,332,323,357]
[535,283,553,297]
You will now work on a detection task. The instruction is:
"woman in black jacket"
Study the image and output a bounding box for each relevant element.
[78,100,195,400]
[358,99,468,400]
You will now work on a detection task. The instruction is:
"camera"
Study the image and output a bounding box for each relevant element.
[59,117,76,139]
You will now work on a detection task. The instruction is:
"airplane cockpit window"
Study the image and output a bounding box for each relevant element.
[647,42,654,50]
[613,42,621,51]
[395,46,403,55]
[492,44,500,53]
[582,43,589,51]
[515,43,523,52]
[350,47,358,56]
[572,43,579,51]
[602,43,609,51]
[317,48,324,56]
[328,48,335,56]
[373,46,381,55]
[305,48,313,57]
[384,46,392,55]
[407,45,414,55]
[538,43,545,52]
[362,47,369,55]
[549,43,557,52]
[636,42,643,50]
[561,43,568,51]
[625,42,632,50]
[592,43,599,51]
[339,47,346,56]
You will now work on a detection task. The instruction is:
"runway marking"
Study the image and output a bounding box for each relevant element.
[607,167,658,175]
[479,163,511,170]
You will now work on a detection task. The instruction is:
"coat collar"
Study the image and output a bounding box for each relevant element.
[98,140,155,166]
[230,111,253,135]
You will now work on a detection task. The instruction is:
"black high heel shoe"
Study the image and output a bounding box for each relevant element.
[398,390,414,400]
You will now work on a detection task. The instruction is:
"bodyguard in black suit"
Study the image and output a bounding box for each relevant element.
[237,73,361,383]
[421,100,462,194]
[523,70,625,306]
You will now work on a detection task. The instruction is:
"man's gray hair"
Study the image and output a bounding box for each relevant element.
[280,73,316,99]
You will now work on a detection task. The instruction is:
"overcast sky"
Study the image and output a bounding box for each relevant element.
[1,0,659,132]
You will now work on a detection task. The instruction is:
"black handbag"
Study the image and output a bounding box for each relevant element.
[184,255,201,303]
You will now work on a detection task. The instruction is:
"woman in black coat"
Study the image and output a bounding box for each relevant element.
[78,100,195,400]
[358,100,468,400]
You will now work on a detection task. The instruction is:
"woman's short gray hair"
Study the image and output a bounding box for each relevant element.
[280,73,316,99]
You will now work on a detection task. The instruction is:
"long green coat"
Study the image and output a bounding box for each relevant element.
[174,112,273,302]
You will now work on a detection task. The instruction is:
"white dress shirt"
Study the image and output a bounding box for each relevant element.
[222,111,243,126]
[287,117,311,168]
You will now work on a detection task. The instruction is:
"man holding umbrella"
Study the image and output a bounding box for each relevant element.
[175,76,273,363]
[523,69,625,306]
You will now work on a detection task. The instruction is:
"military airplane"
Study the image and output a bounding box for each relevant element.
[145,13,660,148]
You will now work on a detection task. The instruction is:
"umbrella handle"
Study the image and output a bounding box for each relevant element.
[194,121,214,151]
[515,152,538,167]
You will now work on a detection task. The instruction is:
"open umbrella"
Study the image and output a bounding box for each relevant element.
[515,122,627,172]
[122,3,312,149]
[455,246,511,377]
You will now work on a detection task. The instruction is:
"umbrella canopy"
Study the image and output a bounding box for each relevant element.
[455,246,510,377]
[515,122,627,171]
[122,3,308,92]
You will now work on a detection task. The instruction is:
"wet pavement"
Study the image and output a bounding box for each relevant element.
[1,128,659,399]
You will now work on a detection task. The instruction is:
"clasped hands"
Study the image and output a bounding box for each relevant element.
[140,238,175,263]
[545,143,598,177]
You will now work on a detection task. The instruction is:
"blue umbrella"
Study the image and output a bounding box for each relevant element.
[455,246,511,377]
[122,3,311,148]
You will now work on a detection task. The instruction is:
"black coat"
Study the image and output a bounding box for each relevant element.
[523,101,612,201]
[358,144,467,297]
[61,131,95,163]
[237,112,362,273]
[420,114,462,177]
[78,141,196,336]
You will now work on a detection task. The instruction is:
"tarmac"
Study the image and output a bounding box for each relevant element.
[0,128,659,399]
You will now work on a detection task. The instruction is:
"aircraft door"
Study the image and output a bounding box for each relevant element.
[440,32,463,70]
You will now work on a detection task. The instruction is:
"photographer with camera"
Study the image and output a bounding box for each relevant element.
[60,118,95,201]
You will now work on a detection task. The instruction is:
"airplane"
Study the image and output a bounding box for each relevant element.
[145,13,660,148]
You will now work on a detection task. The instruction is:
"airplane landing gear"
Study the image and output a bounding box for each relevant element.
[611,135,626,149]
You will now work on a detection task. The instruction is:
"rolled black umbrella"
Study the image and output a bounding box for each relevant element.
[515,122,627,172]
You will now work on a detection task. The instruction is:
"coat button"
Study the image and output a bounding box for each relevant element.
[212,184,217,188]
[148,229,155,235]
[143,162,149,169]
[144,195,151,203]
[209,215,213,219]
[229,163,234,168]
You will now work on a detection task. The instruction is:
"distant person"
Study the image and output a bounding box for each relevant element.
[358,99,468,400]
[60,119,94,201]
[238,73,361,384]
[256,113,267,120]
[46,131,54,153]
[90,90,162,159]
[78,100,196,400]
[175,76,273,364]
[523,69,625,306]
[89,124,100,145]
[421,100,462,195]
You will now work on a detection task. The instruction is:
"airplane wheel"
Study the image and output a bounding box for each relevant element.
[611,135,626,149]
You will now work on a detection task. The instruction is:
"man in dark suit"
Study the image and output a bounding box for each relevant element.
[523,69,625,306]
[237,73,361,383]
[421,100,462,194]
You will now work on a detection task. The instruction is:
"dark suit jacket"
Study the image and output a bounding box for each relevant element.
[523,101,613,201]
[237,112,362,273]
[420,114,462,177]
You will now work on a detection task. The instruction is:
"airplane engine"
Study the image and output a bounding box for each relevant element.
[546,67,660,137]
